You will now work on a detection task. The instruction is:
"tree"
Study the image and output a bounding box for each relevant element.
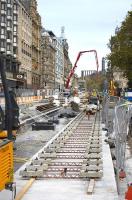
[107,11,132,87]
[85,73,105,92]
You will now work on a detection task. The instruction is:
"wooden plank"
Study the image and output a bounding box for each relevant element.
[15,178,35,200]
[87,179,95,194]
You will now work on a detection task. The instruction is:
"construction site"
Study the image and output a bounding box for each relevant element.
[0,52,132,200]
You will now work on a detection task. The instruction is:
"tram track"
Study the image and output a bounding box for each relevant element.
[15,110,102,199]
[19,110,102,179]
[19,106,61,127]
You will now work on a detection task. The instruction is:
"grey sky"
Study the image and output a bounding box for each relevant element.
[38,0,131,75]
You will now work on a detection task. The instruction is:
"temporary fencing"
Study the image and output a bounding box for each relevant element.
[114,103,132,192]
[115,103,132,169]
[12,88,43,105]
[102,95,132,194]
[101,94,110,128]
[16,96,42,105]
[102,95,124,135]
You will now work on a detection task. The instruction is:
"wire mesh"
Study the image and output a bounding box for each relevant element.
[114,103,132,193]
[115,103,132,170]
[101,94,110,128]
[102,96,126,135]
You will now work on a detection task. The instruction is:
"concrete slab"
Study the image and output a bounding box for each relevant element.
[0,119,119,200]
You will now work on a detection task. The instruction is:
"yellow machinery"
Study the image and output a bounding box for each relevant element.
[109,80,116,96]
[0,139,13,191]
[0,54,19,196]
[0,130,17,139]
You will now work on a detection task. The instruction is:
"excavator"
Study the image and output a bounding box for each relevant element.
[0,54,19,197]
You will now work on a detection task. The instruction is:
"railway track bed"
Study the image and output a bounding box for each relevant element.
[20,112,103,179]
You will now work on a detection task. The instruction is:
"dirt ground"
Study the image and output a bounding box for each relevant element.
[14,117,71,171]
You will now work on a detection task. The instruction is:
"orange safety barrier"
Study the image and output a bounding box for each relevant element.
[125,185,132,200]
[15,96,43,105]
[1,96,42,105]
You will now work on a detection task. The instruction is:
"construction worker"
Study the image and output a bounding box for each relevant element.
[86,105,92,120]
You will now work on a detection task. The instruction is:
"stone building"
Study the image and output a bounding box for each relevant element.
[55,27,72,92]
[55,37,64,93]
[63,40,72,88]
[41,30,56,96]
[81,70,96,79]
[21,0,41,89]
[17,1,32,88]
[0,0,21,88]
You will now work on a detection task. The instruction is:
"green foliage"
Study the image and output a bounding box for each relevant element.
[107,10,132,87]
[85,74,105,91]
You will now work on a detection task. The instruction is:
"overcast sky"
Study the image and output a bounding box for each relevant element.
[38,0,131,76]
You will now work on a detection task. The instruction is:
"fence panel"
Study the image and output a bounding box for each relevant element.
[114,103,132,193]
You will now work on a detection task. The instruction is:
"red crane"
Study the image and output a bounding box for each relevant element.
[65,50,99,89]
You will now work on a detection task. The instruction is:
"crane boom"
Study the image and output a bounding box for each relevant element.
[66,50,99,89]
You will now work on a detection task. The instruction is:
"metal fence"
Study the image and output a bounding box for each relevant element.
[114,103,132,192]
[102,96,132,194]
[101,94,110,127]
[102,95,127,135]
[115,103,132,169]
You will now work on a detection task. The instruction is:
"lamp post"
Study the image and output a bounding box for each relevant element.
[102,57,109,95]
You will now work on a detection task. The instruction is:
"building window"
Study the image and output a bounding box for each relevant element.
[13,4,18,11]
[6,61,11,72]
[1,3,6,10]
[13,25,17,32]
[1,28,5,35]
[1,40,5,48]
[12,62,16,72]
[13,46,17,55]
[7,44,11,51]
[7,8,12,16]
[7,31,12,39]
[7,20,12,27]
[1,15,6,23]
[13,14,17,21]
[13,36,17,43]
[7,0,12,3]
